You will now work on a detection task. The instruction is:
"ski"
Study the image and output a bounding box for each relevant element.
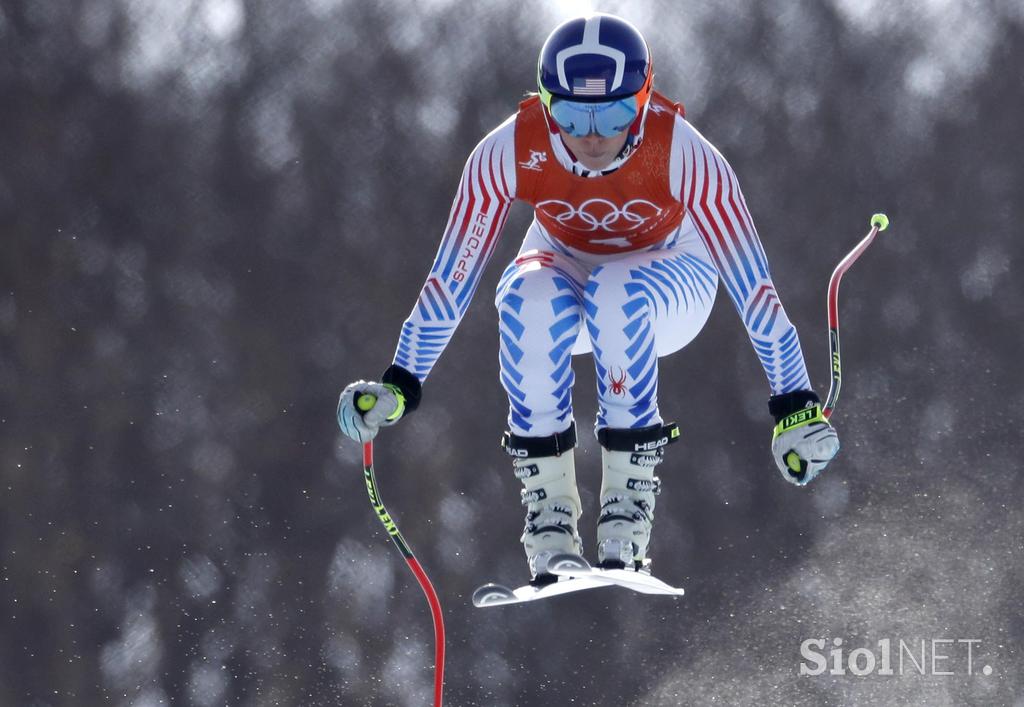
[545,552,685,596]
[472,575,611,607]
[472,554,684,607]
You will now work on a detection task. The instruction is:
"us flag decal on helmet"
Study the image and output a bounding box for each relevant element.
[573,78,607,96]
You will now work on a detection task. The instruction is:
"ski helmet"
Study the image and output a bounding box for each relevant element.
[537,14,654,136]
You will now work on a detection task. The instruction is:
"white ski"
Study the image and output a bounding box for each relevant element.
[472,554,684,607]
[472,575,610,607]
[545,552,685,596]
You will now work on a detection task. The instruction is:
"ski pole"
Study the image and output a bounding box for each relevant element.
[356,394,445,707]
[822,213,890,420]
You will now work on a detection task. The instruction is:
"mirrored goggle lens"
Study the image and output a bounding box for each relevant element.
[548,96,640,138]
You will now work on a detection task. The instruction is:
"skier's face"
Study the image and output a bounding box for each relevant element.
[557,127,630,171]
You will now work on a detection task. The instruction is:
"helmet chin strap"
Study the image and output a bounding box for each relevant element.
[629,100,650,137]
[619,98,650,158]
[542,103,561,133]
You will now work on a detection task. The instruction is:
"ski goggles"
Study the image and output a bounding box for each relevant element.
[546,95,641,138]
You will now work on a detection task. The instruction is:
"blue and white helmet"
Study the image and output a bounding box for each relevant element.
[537,14,653,107]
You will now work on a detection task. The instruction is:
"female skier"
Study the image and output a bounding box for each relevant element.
[336,14,840,580]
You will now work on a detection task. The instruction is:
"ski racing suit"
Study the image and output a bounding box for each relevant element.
[391,91,811,438]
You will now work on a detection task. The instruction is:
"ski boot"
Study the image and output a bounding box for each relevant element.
[595,423,680,571]
[502,423,582,583]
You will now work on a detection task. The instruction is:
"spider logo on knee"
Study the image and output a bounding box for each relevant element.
[608,367,629,396]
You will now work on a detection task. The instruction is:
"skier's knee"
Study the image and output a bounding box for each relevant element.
[584,261,651,318]
[497,260,564,312]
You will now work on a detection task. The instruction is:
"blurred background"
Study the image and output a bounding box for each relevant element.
[1,0,1022,705]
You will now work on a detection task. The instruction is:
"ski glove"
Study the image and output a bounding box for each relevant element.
[337,381,404,443]
[336,364,422,443]
[768,390,840,486]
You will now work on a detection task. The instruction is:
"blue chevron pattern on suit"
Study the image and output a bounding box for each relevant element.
[585,262,661,429]
[395,320,458,379]
[584,247,720,430]
[625,252,718,317]
[742,282,811,392]
[497,278,532,432]
[494,232,720,437]
[497,261,584,436]
[750,327,811,393]
[548,275,582,424]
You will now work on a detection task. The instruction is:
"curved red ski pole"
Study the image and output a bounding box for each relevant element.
[822,213,889,419]
[362,439,445,706]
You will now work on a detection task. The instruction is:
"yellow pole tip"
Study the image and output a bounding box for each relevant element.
[356,394,377,412]
[870,213,889,231]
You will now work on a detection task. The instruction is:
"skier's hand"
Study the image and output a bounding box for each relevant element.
[337,380,405,443]
[769,391,839,486]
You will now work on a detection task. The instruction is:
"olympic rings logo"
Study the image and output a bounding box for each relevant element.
[535,198,663,233]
